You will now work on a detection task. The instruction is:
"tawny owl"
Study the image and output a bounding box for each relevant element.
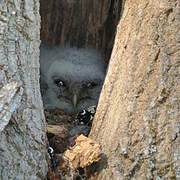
[40,46,105,114]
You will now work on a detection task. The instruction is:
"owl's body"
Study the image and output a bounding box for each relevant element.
[40,46,105,114]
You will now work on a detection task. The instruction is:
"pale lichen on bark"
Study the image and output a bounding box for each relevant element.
[0,81,23,132]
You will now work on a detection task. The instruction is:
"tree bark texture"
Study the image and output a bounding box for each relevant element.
[0,1,47,179]
[40,0,123,61]
[90,0,180,179]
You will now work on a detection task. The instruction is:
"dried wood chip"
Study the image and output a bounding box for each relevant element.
[63,135,101,169]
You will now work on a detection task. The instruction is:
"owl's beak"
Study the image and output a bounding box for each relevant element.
[72,94,78,108]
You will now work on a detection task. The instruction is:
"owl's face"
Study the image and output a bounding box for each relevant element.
[40,47,105,114]
[50,75,103,113]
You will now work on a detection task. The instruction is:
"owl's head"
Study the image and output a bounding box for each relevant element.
[41,47,106,114]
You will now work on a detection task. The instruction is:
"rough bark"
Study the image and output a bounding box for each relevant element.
[90,0,180,179]
[0,1,47,179]
[40,0,123,61]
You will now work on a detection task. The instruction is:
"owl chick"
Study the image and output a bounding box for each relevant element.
[40,46,105,114]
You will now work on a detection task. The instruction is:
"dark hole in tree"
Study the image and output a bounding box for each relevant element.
[40,0,123,178]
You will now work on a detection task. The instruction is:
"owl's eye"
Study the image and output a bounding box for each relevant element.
[54,79,65,87]
[83,82,97,89]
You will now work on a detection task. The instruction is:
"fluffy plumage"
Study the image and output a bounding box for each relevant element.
[40,46,105,114]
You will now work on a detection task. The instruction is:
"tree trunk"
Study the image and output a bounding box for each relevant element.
[1,0,179,179]
[90,0,180,179]
[0,1,47,179]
